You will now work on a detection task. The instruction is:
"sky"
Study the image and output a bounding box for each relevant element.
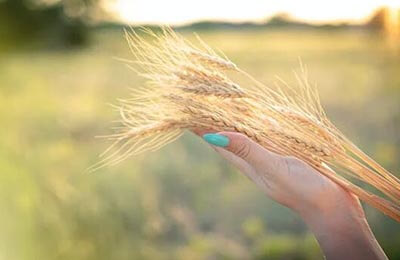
[110,0,400,25]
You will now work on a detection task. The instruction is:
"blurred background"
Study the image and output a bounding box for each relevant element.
[1,0,400,259]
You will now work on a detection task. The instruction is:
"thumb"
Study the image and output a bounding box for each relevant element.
[203,132,282,168]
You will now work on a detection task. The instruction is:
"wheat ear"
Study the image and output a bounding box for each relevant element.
[92,27,400,222]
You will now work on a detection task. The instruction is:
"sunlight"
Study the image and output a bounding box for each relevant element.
[112,0,400,25]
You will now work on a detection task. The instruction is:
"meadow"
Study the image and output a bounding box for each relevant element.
[0,28,399,259]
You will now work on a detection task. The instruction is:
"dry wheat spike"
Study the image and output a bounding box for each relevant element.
[91,27,400,222]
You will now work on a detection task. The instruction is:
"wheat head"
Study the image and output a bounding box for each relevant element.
[90,27,400,222]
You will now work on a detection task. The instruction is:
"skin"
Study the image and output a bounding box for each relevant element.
[198,131,388,260]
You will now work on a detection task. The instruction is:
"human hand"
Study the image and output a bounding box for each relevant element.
[201,132,355,216]
[200,132,387,260]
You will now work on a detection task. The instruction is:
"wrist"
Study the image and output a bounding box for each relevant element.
[299,186,367,235]
[301,195,365,238]
[297,188,386,260]
[296,183,365,224]
[297,186,362,244]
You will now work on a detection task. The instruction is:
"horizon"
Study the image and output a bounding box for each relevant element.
[109,0,400,26]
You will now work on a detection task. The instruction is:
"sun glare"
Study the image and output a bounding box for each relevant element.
[112,0,400,25]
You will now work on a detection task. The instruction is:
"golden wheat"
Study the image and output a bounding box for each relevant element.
[91,27,400,222]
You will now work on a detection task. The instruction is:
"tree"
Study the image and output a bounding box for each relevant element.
[0,0,112,49]
[366,7,390,30]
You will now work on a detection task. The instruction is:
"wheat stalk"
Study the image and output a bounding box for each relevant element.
[91,27,400,222]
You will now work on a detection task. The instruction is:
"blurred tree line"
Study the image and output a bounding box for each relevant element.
[0,0,112,49]
[0,1,397,51]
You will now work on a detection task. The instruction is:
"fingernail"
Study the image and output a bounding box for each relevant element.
[203,133,229,147]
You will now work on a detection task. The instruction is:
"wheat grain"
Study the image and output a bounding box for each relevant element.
[184,48,238,71]
[93,27,400,222]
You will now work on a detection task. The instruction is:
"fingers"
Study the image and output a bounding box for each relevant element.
[191,128,211,136]
[212,132,282,167]
[213,146,254,175]
[195,129,286,177]
[199,131,288,194]
[213,147,269,190]
[192,129,258,176]
[192,129,254,173]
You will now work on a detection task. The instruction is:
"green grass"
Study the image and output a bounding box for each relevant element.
[0,28,399,260]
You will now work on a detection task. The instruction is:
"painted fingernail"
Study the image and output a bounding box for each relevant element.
[202,133,229,147]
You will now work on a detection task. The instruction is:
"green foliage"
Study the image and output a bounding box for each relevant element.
[0,28,399,259]
[0,0,108,50]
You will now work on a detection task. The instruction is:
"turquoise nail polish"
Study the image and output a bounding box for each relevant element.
[203,133,229,147]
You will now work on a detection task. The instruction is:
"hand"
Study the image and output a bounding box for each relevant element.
[200,131,387,260]
[201,131,351,215]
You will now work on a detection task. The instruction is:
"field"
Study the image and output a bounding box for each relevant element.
[1,28,399,259]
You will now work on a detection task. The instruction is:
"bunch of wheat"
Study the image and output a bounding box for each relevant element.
[91,27,400,222]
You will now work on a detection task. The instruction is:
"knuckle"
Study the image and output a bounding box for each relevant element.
[234,142,251,159]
